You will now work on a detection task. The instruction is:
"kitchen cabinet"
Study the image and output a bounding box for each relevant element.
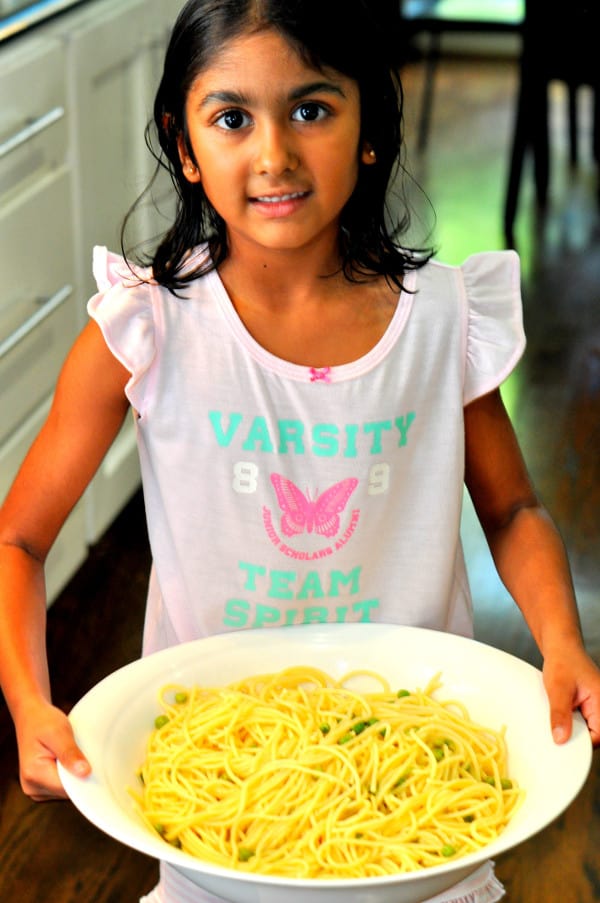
[0,35,77,443]
[0,32,87,598]
[66,0,159,542]
[0,0,183,599]
[62,0,182,542]
[64,0,182,542]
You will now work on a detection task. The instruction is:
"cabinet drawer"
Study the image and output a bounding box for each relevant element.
[0,167,77,443]
[0,35,67,198]
[0,395,87,606]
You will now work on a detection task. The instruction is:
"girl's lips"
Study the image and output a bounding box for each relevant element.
[253,191,307,203]
[249,190,311,217]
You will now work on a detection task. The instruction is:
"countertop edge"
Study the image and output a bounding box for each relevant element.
[0,0,88,44]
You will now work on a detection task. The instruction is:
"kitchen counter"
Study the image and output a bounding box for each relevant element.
[0,0,89,42]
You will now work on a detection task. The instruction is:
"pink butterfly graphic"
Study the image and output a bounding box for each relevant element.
[270,473,358,538]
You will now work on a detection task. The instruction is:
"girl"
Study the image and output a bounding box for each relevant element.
[1,1,599,901]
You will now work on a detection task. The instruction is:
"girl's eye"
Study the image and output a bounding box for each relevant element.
[291,102,328,123]
[215,109,251,130]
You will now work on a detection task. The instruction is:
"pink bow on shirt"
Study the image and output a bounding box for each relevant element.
[309,366,332,383]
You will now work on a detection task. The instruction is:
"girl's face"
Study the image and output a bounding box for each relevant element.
[178,28,374,262]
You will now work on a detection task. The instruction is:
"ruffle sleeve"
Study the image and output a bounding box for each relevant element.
[87,246,156,413]
[461,250,525,405]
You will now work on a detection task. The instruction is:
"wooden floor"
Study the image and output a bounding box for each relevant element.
[1,53,600,902]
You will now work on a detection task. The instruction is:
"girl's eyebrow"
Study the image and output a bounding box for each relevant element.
[198,80,346,109]
[199,90,250,109]
[288,80,347,101]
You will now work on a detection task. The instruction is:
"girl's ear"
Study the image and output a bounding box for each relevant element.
[177,133,202,183]
[361,143,377,165]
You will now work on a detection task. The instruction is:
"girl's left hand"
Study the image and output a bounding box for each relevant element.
[543,644,600,747]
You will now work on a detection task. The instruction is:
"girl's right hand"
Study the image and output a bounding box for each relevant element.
[15,700,91,801]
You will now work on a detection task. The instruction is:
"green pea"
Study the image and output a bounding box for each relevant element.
[319,723,331,734]
[441,844,456,857]
[154,714,169,729]
[238,847,255,862]
[174,691,188,704]
[397,689,410,698]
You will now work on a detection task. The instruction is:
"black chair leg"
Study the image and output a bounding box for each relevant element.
[504,75,532,242]
[532,82,550,206]
[593,86,600,163]
[568,82,578,166]
[504,123,527,243]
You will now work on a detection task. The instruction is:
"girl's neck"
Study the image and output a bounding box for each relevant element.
[218,236,344,311]
[217,240,400,368]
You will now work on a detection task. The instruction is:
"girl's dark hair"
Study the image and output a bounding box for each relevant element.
[124,0,433,291]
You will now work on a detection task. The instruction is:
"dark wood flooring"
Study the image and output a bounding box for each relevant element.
[1,52,600,902]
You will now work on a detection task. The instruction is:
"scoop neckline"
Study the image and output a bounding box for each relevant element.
[205,265,416,382]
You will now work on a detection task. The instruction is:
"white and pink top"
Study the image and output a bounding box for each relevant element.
[89,245,524,657]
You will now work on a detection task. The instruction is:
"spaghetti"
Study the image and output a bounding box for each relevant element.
[131,666,523,877]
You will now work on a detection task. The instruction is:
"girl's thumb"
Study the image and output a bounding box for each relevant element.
[548,685,574,744]
[59,745,92,777]
[551,721,571,744]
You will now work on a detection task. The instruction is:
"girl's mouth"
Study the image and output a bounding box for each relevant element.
[254,191,307,203]
[250,190,310,217]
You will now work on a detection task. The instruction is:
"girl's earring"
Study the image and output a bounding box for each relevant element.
[183,161,201,183]
[362,145,377,165]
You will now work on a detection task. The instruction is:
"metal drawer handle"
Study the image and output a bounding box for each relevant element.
[0,284,73,362]
[0,106,65,160]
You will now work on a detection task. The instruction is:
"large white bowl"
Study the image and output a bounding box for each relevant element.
[58,624,592,903]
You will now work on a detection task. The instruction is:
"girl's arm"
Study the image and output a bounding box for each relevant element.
[0,320,131,799]
[464,388,600,747]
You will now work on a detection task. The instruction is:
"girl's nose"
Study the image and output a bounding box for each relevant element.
[252,124,299,176]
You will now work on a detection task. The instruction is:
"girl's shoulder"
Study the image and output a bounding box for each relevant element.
[416,249,521,296]
[92,246,152,293]
[424,250,524,405]
[91,243,214,295]
[87,244,218,413]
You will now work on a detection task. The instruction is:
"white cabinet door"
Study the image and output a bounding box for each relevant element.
[0,34,78,444]
[0,31,84,602]
[53,0,182,543]
[67,0,159,301]
[0,0,183,587]
[66,0,158,541]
